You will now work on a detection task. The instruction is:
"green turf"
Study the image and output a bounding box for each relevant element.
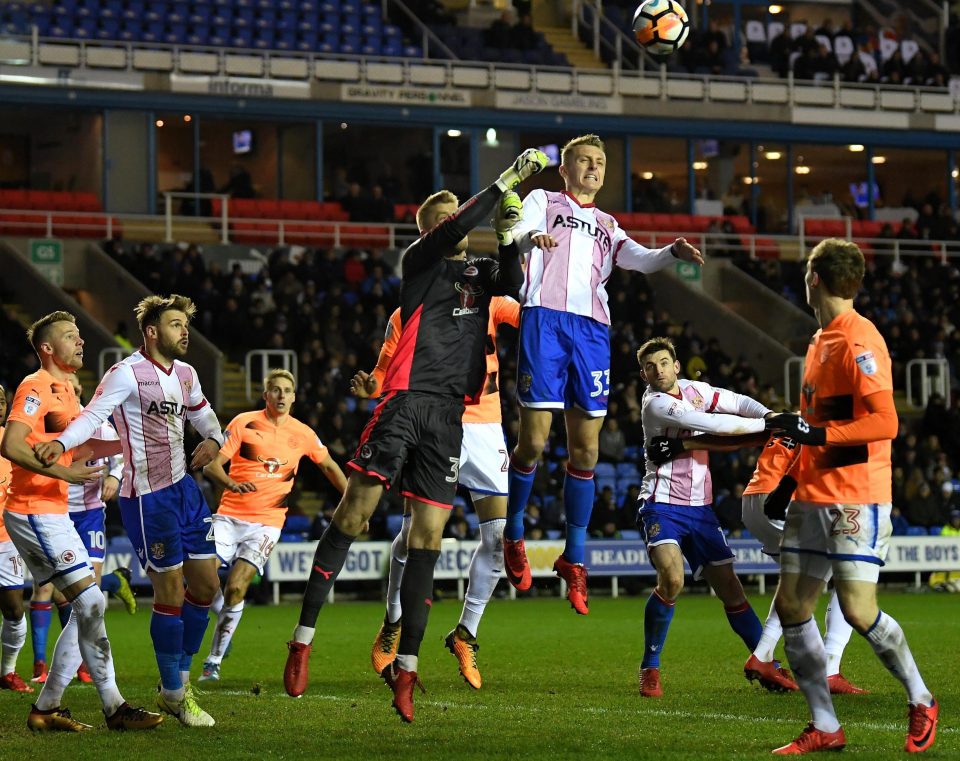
[0,592,955,759]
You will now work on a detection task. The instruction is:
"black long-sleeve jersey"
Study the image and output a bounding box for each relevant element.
[382,184,523,402]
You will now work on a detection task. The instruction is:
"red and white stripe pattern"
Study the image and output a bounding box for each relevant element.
[67,411,122,513]
[640,379,769,507]
[56,350,221,499]
[514,189,675,325]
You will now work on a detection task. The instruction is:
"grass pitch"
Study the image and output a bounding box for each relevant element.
[0,591,956,759]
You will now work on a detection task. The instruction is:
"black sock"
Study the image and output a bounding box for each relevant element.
[397,548,441,660]
[298,522,355,628]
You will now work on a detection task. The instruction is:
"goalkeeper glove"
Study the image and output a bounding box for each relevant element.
[645,436,685,465]
[496,148,549,192]
[763,475,798,521]
[492,191,522,246]
[764,413,826,446]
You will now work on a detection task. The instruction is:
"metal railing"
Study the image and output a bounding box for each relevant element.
[162,191,230,243]
[245,349,298,402]
[98,347,127,378]
[905,358,951,409]
[782,356,806,410]
[573,0,647,72]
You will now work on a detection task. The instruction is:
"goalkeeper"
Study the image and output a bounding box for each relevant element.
[284,149,547,725]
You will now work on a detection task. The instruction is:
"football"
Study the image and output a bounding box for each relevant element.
[632,0,690,59]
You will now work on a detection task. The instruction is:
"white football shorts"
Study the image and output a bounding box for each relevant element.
[741,492,785,557]
[459,422,509,502]
[3,512,93,589]
[0,538,26,589]
[213,513,281,575]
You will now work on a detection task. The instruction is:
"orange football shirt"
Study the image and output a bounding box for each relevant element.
[4,369,79,515]
[743,434,801,496]
[217,410,329,529]
[794,309,893,504]
[0,425,11,541]
[373,297,520,424]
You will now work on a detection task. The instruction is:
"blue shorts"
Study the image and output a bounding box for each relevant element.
[517,307,610,416]
[637,500,735,580]
[118,476,215,572]
[69,509,107,562]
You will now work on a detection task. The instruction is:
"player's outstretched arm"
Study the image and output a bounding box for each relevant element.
[203,453,256,494]
[2,421,103,484]
[401,150,548,277]
[350,370,381,399]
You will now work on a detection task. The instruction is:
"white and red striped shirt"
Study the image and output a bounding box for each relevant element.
[514,189,675,324]
[67,410,123,513]
[640,379,769,506]
[55,350,223,499]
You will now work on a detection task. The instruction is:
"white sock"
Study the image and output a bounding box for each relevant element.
[863,611,933,706]
[386,515,411,624]
[208,601,245,664]
[72,585,124,716]
[210,588,224,618]
[459,518,505,638]
[35,612,83,711]
[1,613,27,675]
[752,598,782,663]
[783,618,840,733]
[823,589,853,677]
[395,653,418,672]
[293,625,315,645]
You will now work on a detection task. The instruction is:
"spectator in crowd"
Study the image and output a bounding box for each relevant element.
[485,10,514,49]
[589,486,624,538]
[928,509,960,591]
[220,164,255,199]
[890,505,910,536]
[598,417,627,463]
[512,13,538,51]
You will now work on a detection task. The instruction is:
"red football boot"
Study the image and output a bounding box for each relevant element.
[0,671,34,693]
[826,672,869,695]
[504,539,532,591]
[283,640,312,697]
[773,723,846,755]
[905,699,938,753]
[744,654,799,692]
[553,554,588,615]
[381,663,424,723]
[639,667,662,698]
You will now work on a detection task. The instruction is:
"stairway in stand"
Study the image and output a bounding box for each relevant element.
[537,25,607,70]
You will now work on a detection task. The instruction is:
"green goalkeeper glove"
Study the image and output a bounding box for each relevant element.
[492,191,523,246]
[496,148,549,192]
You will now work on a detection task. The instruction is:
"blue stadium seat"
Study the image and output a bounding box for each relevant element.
[616,462,640,479]
[466,513,480,534]
[231,29,253,46]
[928,526,943,536]
[386,513,404,538]
[595,462,616,478]
[546,529,562,540]
[361,38,381,55]
[453,495,468,511]
[597,477,617,494]
[620,529,641,540]
[280,531,306,543]
[906,526,928,536]
[284,514,311,533]
[382,39,401,56]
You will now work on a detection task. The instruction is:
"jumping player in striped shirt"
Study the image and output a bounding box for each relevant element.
[502,134,704,615]
[35,295,225,728]
[356,295,519,690]
[634,336,772,698]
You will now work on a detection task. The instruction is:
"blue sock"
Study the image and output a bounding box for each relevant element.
[562,466,594,565]
[726,601,764,651]
[505,458,537,541]
[180,594,212,675]
[151,605,184,691]
[56,602,72,629]
[30,601,53,663]
[641,590,675,668]
[101,571,121,595]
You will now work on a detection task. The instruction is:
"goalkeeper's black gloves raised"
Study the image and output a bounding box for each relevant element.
[645,436,685,465]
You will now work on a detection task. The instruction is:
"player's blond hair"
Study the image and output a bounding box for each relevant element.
[26,310,76,353]
[561,134,605,166]
[808,239,864,299]
[637,336,677,364]
[134,294,197,335]
[263,368,296,392]
[416,190,459,232]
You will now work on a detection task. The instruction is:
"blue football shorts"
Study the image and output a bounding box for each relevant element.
[69,508,107,562]
[517,306,610,416]
[118,476,215,572]
[637,499,735,580]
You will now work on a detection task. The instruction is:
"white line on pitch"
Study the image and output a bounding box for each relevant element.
[217,690,954,735]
